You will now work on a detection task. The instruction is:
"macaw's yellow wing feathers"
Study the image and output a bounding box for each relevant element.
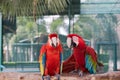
[85,46,98,74]
[39,45,47,76]
[85,54,97,74]
[40,53,46,75]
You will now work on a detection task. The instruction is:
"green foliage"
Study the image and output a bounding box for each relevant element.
[74,15,97,39]
[0,0,69,17]
[73,14,117,41]
[82,26,92,39]
[8,14,118,44]
[50,17,63,32]
[37,20,46,33]
[10,17,46,44]
[73,24,83,36]
[95,14,117,42]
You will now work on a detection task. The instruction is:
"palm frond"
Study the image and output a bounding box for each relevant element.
[0,0,69,19]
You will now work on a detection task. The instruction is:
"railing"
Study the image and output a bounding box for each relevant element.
[96,42,118,72]
[3,43,71,72]
[3,40,90,72]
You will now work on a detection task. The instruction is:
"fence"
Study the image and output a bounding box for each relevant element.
[96,42,118,72]
[3,40,90,72]
[3,43,71,72]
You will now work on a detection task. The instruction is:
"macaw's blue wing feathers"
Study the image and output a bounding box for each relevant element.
[85,54,97,74]
[40,53,46,75]
[60,53,63,74]
[42,53,46,67]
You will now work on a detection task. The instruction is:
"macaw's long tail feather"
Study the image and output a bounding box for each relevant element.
[97,61,104,67]
[85,46,104,74]
[96,61,104,73]
[85,54,97,74]
[62,62,75,73]
[62,54,76,73]
[40,53,46,76]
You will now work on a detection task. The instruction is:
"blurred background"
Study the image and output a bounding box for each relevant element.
[0,0,120,72]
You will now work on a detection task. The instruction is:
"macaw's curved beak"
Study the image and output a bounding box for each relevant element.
[51,37,57,47]
[66,37,72,48]
[72,36,79,47]
[67,36,79,48]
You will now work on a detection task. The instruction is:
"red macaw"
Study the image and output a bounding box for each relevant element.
[39,33,63,80]
[62,34,103,76]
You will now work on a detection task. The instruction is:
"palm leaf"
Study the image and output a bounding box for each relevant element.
[0,0,69,19]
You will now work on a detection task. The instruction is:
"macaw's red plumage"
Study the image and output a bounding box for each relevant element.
[63,34,88,73]
[39,33,63,76]
[62,34,103,75]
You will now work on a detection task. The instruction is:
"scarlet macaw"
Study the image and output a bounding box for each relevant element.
[62,34,103,76]
[39,33,63,80]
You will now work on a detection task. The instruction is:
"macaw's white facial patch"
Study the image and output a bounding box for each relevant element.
[72,36,79,46]
[48,38,52,46]
[51,37,57,47]
[67,37,72,48]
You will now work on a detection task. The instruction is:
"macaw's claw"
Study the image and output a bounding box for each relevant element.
[42,76,44,80]
[42,75,51,80]
[55,74,60,80]
[70,69,78,74]
[78,71,83,77]
[46,75,51,80]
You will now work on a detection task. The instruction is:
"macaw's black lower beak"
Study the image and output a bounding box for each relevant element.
[71,42,77,47]
[52,43,57,47]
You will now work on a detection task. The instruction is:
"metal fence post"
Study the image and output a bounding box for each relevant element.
[68,0,72,34]
[96,43,100,60]
[0,12,3,71]
[114,44,117,71]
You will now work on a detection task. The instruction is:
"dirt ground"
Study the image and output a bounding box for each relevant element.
[0,71,120,80]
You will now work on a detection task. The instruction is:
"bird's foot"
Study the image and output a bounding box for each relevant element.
[78,71,83,77]
[42,76,44,80]
[46,75,51,80]
[55,74,60,80]
[78,71,90,77]
[70,69,78,74]
[42,75,50,80]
